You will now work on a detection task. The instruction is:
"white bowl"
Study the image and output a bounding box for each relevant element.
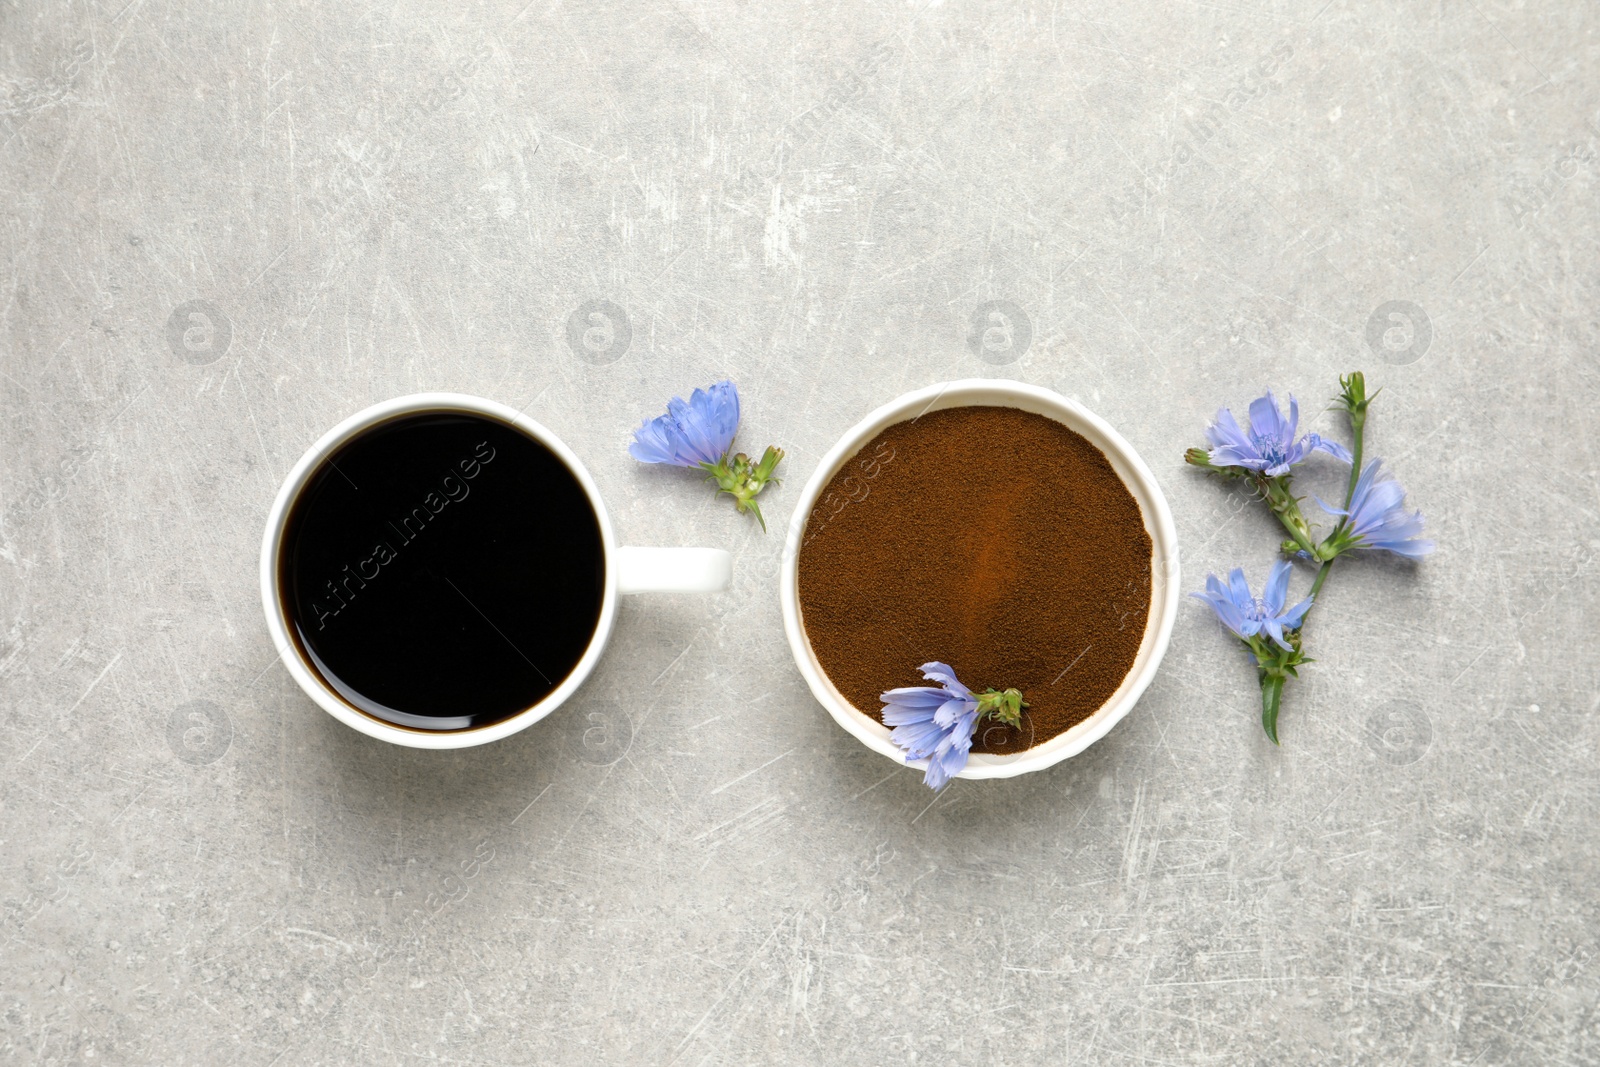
[778,380,1180,780]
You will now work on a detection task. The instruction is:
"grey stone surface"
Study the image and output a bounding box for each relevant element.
[1,1,1596,1063]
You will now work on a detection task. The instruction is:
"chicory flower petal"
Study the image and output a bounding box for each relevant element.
[879,663,985,790]
[1191,562,1315,653]
[628,380,741,468]
[1204,389,1353,476]
[1317,459,1435,558]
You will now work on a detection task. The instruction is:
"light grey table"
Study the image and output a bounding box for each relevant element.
[2,2,1595,1063]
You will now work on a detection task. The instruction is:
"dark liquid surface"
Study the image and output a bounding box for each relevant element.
[279,412,605,731]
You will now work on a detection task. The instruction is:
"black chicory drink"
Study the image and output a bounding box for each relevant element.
[279,411,605,730]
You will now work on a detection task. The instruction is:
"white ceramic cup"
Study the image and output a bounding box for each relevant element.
[778,379,1180,780]
[260,393,731,750]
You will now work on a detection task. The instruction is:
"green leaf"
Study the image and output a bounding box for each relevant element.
[1261,674,1285,745]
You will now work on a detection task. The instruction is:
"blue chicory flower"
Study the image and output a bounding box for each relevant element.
[628,380,741,468]
[880,661,981,791]
[1204,390,1352,476]
[1317,459,1435,559]
[628,379,784,529]
[1191,560,1314,652]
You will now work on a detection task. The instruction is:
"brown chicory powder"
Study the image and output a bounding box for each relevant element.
[797,405,1152,754]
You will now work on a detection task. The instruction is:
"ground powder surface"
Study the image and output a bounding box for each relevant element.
[797,405,1153,754]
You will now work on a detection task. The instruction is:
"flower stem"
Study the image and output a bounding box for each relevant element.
[1273,509,1318,557]
[1325,423,1363,550]
[1265,372,1372,742]
[1322,372,1372,554]
[1257,474,1319,557]
[1289,557,1336,644]
[1344,426,1365,513]
[1308,558,1335,602]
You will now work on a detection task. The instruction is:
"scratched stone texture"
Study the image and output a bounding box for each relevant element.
[1,0,1597,1063]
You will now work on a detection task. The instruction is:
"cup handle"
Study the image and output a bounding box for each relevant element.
[615,546,731,594]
